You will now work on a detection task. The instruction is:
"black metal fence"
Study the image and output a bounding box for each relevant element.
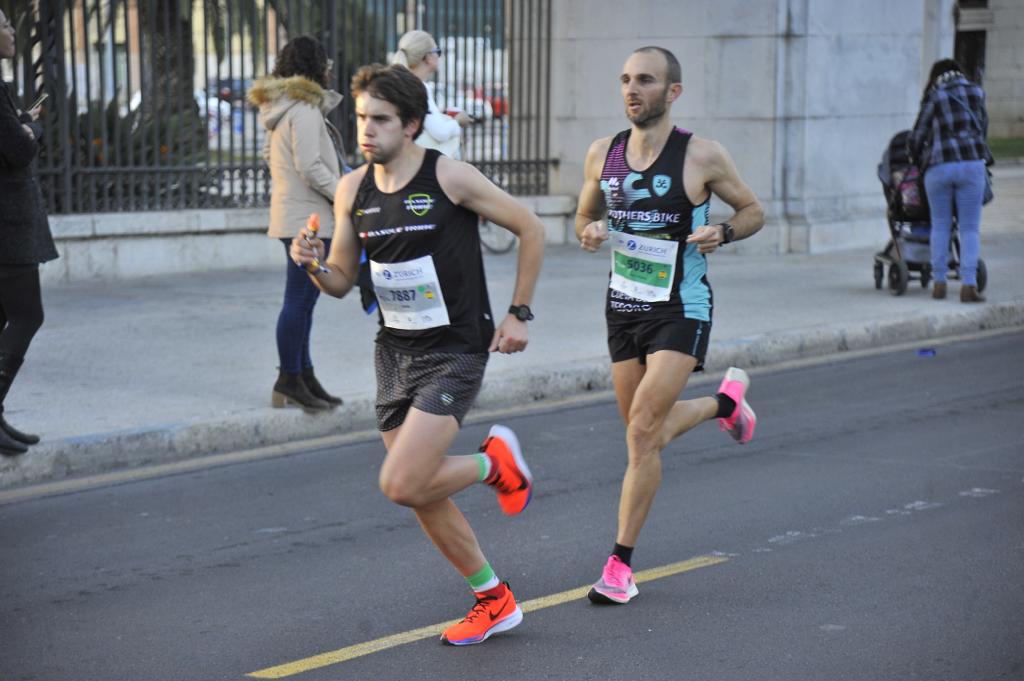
[0,0,553,214]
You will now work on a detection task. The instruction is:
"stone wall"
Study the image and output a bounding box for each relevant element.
[986,0,1024,138]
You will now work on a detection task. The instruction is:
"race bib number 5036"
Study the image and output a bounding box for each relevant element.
[608,232,678,303]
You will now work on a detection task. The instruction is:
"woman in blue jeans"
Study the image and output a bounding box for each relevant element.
[250,36,348,410]
[909,59,992,303]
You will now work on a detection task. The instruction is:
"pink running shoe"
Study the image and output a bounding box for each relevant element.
[717,367,756,444]
[587,555,639,604]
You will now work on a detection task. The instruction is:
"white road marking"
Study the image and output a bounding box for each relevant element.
[959,488,999,498]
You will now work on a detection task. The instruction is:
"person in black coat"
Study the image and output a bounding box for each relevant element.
[0,9,58,456]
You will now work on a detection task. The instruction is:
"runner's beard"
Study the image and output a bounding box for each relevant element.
[627,90,670,129]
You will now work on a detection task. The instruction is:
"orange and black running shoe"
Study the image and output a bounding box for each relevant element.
[441,582,523,646]
[481,425,533,515]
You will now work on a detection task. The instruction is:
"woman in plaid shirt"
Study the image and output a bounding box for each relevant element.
[909,59,992,303]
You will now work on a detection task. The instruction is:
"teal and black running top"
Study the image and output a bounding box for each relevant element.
[599,127,713,323]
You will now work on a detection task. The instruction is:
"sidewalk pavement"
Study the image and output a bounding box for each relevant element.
[3,168,1023,489]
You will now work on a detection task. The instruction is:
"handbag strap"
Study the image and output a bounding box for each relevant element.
[947,89,994,167]
[946,90,985,138]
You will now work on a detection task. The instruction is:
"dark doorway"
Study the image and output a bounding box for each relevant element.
[954,30,986,84]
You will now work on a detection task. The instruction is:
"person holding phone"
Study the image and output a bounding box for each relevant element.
[0,8,59,456]
[390,30,472,159]
[29,92,48,111]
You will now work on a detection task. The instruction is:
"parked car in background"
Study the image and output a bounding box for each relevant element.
[212,77,253,104]
[473,84,507,118]
[195,89,232,120]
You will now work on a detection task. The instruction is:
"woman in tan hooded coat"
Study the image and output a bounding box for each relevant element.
[249,35,347,411]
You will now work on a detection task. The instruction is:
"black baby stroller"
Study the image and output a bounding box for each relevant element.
[872,130,987,296]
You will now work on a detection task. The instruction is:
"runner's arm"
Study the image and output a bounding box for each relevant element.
[289,168,363,298]
[437,158,544,310]
[574,137,612,251]
[686,139,764,253]
[438,158,544,353]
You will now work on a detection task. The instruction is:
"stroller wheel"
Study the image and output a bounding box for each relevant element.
[920,265,931,289]
[874,262,884,290]
[977,258,988,293]
[888,261,909,296]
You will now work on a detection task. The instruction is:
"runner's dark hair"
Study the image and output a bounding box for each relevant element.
[350,63,428,139]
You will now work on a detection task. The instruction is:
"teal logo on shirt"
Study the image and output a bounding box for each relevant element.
[652,174,671,197]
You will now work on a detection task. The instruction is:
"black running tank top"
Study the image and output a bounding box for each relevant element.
[600,127,713,323]
[352,149,494,354]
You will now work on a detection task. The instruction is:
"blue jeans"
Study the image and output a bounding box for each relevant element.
[923,160,985,286]
[276,238,330,374]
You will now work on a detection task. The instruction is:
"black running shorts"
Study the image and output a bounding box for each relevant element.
[607,317,711,370]
[374,343,488,431]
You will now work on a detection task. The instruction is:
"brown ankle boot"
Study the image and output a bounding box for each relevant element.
[932,282,947,300]
[301,367,343,407]
[272,370,330,412]
[960,285,985,303]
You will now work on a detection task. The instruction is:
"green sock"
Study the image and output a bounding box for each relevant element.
[466,562,500,592]
[474,452,492,482]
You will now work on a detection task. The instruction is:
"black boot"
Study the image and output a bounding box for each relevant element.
[271,369,330,413]
[301,367,343,407]
[0,423,27,456]
[0,353,30,455]
[1,412,37,445]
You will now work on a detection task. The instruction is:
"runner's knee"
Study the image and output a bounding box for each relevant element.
[378,469,426,508]
[626,411,664,457]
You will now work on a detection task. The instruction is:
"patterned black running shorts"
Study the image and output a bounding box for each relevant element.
[374,343,488,431]
[607,316,711,370]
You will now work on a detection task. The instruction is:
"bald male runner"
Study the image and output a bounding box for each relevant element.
[575,46,764,604]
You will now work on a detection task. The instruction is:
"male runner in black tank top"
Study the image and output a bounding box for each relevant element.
[290,64,545,645]
[574,46,765,605]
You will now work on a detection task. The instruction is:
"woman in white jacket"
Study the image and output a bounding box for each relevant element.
[391,30,472,159]
[249,36,347,412]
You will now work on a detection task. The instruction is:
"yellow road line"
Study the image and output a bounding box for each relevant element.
[247,554,728,679]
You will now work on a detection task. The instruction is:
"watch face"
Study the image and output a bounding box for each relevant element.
[511,305,532,321]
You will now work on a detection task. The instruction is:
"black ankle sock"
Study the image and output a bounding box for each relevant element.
[714,393,737,419]
[612,543,634,567]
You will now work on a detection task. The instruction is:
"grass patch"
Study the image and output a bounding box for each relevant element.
[989,137,1024,160]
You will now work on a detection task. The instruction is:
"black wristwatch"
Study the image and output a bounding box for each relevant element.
[719,222,735,245]
[508,304,534,322]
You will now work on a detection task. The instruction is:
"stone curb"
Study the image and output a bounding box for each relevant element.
[2,301,1022,490]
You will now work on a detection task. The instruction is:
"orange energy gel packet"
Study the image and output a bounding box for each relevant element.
[303,213,328,273]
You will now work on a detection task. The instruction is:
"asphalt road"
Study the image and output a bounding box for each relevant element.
[2,331,1023,681]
